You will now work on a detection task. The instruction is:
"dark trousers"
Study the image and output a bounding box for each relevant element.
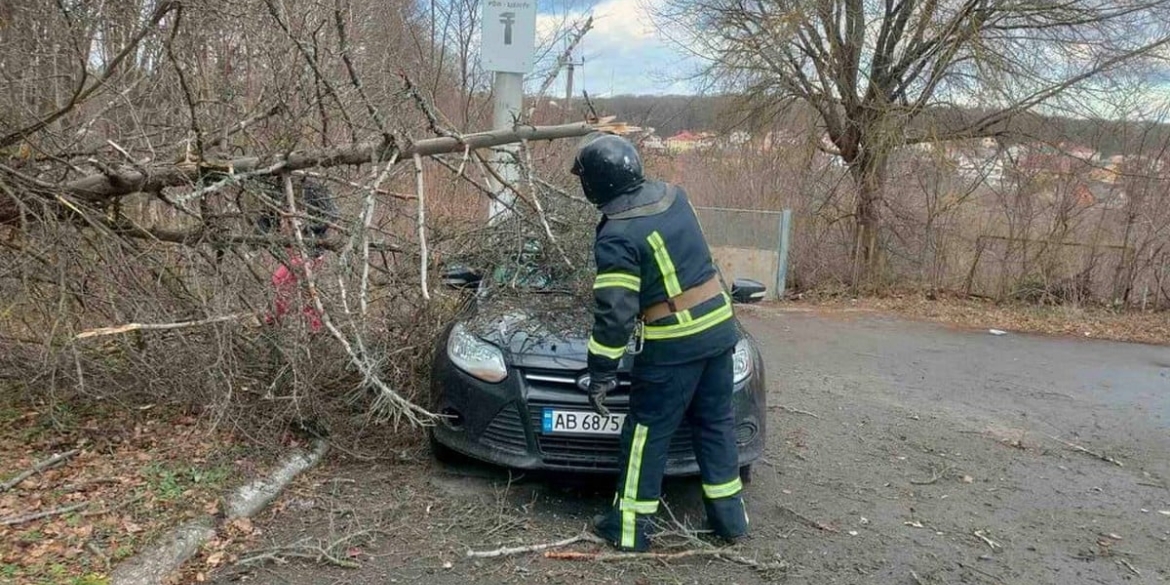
[594,348,748,550]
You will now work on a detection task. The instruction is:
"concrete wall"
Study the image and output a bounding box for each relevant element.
[711,246,778,299]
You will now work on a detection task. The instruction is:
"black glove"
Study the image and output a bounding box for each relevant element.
[587,374,618,417]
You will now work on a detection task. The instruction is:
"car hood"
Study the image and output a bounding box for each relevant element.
[464,293,634,372]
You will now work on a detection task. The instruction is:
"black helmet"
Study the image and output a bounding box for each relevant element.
[571,133,644,206]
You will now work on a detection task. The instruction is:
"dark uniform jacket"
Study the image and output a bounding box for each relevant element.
[587,180,739,379]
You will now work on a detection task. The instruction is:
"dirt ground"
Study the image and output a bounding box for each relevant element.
[207,306,1170,585]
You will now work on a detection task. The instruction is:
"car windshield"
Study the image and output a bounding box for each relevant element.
[488,262,587,292]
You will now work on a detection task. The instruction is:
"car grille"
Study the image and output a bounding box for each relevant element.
[527,400,695,470]
[479,405,528,453]
[523,369,632,393]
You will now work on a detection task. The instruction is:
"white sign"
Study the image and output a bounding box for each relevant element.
[481,0,537,73]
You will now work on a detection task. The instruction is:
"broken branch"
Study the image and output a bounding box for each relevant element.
[1,449,81,492]
[1047,435,1124,467]
[1,501,90,526]
[467,533,605,558]
[73,313,258,341]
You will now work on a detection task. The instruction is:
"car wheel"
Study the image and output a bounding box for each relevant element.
[429,430,465,465]
[739,464,753,484]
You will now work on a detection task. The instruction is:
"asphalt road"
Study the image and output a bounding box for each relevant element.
[213,306,1170,585]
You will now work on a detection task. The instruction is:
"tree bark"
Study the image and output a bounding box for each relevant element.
[850,149,888,282]
[59,120,632,201]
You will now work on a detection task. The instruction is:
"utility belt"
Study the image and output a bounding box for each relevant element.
[642,277,724,322]
[629,278,725,355]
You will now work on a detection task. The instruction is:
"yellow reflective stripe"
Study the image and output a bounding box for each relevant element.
[703,477,743,499]
[647,231,682,297]
[619,498,659,514]
[621,423,649,548]
[677,309,693,324]
[588,336,626,360]
[643,296,733,340]
[594,272,641,292]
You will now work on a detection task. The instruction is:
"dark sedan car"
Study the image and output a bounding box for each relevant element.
[428,266,768,479]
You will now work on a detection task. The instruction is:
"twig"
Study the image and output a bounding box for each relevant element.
[973,530,1002,551]
[1,449,81,492]
[73,312,258,340]
[282,174,433,427]
[1046,435,1123,467]
[769,404,820,419]
[1118,558,1141,576]
[910,570,926,585]
[778,504,839,533]
[413,154,430,300]
[1,501,90,526]
[910,464,952,486]
[517,140,573,269]
[360,154,399,319]
[467,533,605,558]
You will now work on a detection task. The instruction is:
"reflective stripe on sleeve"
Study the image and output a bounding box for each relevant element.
[587,336,626,360]
[594,272,641,292]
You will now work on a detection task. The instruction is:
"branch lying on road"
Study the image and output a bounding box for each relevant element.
[769,404,821,419]
[1047,435,1124,467]
[467,533,605,558]
[1,449,81,492]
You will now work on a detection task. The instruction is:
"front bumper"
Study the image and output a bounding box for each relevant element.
[430,352,767,476]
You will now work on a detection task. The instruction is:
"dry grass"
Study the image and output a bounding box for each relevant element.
[794,293,1170,346]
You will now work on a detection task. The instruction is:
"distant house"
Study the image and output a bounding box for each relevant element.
[665,131,715,152]
[640,134,666,151]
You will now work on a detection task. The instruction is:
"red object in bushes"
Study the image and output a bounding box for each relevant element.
[267,255,324,332]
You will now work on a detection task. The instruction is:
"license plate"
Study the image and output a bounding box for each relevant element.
[541,409,625,435]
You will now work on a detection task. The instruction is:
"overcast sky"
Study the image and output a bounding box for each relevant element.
[533,0,698,96]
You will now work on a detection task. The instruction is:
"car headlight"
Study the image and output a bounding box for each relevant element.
[733,339,752,384]
[447,323,508,383]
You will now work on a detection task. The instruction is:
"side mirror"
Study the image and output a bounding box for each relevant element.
[730,278,767,304]
[441,264,482,290]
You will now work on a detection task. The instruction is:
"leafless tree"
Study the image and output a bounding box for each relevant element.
[656,0,1170,281]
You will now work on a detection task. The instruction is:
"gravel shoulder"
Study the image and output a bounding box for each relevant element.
[209,306,1170,584]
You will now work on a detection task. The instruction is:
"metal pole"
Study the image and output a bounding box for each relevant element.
[776,209,792,300]
[565,62,574,123]
[488,72,524,224]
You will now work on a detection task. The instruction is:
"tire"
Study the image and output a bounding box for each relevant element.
[739,464,753,484]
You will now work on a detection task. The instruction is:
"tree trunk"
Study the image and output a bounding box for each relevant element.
[850,150,888,284]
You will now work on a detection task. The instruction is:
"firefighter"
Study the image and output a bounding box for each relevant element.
[574,133,748,551]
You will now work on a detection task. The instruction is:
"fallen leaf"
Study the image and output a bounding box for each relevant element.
[961,475,974,484]
[230,517,253,534]
[206,551,225,567]
[848,530,859,536]
[443,561,453,570]
[904,521,925,528]
[123,519,144,533]
[196,572,206,582]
